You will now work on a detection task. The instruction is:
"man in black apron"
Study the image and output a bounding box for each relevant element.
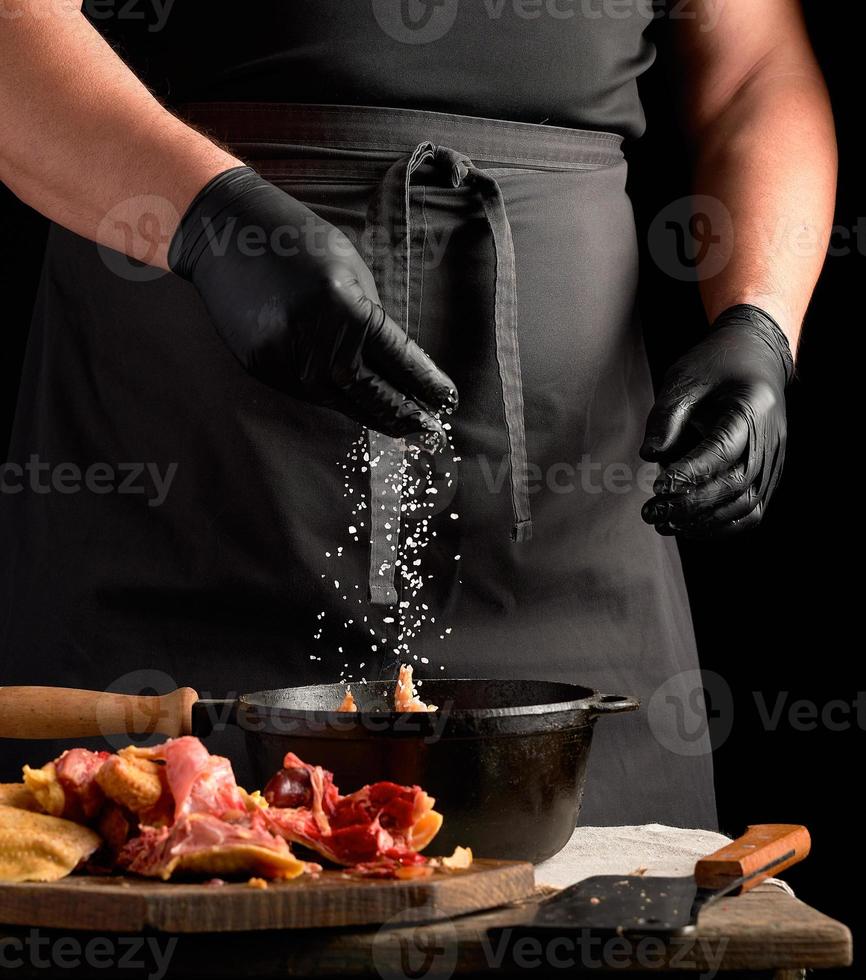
[0,1,835,829]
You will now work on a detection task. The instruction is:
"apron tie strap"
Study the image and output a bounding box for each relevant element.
[433,146,533,543]
[362,141,532,606]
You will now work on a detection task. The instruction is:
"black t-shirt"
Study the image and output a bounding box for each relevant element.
[86,0,656,138]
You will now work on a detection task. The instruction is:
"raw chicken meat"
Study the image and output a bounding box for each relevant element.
[394,664,437,712]
[119,809,305,881]
[115,737,305,880]
[336,666,437,713]
[337,689,357,712]
[23,748,110,822]
[262,752,442,870]
[9,736,452,881]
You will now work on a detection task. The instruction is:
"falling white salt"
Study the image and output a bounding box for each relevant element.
[312,425,461,678]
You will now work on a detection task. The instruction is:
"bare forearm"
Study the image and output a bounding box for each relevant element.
[692,68,836,349]
[0,1,241,269]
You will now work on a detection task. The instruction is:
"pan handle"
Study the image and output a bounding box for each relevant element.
[0,686,199,740]
[588,693,640,715]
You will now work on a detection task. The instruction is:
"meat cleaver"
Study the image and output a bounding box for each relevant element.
[515,824,810,938]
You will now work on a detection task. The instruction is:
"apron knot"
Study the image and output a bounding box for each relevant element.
[434,145,473,188]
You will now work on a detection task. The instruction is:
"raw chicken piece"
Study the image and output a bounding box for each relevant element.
[394,664,437,712]
[10,736,451,882]
[116,738,307,880]
[336,669,435,713]
[119,808,306,880]
[337,689,357,712]
[262,752,442,867]
[15,737,307,881]
[130,736,248,821]
[23,748,110,822]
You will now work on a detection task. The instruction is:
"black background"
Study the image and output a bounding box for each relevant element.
[0,0,859,972]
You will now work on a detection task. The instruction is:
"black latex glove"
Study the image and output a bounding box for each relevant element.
[169,166,457,444]
[640,304,795,538]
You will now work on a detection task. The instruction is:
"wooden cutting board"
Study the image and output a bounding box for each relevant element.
[0,860,534,933]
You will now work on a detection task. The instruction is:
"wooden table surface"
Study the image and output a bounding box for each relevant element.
[0,882,852,978]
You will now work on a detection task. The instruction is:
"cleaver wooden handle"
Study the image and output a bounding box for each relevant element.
[696,823,811,894]
[0,686,199,740]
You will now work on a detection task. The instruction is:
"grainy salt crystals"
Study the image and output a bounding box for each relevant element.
[312,427,460,679]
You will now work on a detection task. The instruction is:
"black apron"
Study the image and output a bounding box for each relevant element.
[0,104,716,829]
